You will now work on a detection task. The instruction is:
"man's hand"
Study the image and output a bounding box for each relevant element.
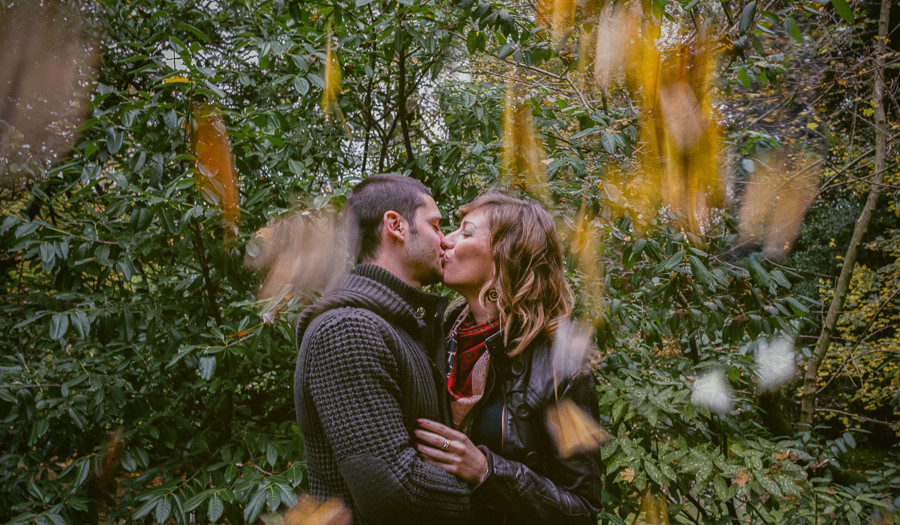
[415,418,489,485]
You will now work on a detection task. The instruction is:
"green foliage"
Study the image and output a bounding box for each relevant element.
[1,0,898,523]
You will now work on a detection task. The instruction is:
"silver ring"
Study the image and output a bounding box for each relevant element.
[441,439,450,451]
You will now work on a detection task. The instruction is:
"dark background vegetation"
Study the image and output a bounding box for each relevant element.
[1,0,897,523]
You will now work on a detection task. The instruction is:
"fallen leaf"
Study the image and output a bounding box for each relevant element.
[546,398,610,458]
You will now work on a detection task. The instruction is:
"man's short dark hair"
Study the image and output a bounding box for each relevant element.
[346,174,431,263]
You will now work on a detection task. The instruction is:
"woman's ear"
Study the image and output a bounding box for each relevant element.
[383,210,405,242]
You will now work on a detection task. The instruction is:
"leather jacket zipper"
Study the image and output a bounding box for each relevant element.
[500,380,507,456]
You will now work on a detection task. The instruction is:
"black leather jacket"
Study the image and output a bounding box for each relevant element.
[448,311,603,525]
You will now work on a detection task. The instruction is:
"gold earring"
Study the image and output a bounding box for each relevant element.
[487,289,499,303]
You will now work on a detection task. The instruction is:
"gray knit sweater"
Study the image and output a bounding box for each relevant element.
[294,264,471,524]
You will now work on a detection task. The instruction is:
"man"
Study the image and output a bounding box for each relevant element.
[294,174,471,524]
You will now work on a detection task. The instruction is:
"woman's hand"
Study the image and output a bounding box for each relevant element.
[415,418,489,485]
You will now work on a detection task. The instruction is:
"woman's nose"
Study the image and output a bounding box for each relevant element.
[443,231,457,249]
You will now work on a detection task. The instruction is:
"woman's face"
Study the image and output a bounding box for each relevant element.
[442,208,493,296]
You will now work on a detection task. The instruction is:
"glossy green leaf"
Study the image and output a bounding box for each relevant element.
[830,0,854,24]
[739,1,757,33]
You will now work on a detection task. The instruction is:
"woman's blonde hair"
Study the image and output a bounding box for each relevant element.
[459,193,574,356]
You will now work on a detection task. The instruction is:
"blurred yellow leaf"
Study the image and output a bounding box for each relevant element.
[0,2,96,187]
[737,151,820,258]
[639,492,670,525]
[546,398,610,458]
[191,103,240,244]
[536,0,552,33]
[551,0,576,47]
[611,18,726,236]
[501,84,550,204]
[321,29,342,117]
[263,495,351,525]
[246,211,347,300]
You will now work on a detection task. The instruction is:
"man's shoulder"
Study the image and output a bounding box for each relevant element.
[305,305,389,335]
[298,306,400,368]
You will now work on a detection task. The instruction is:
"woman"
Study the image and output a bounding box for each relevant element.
[415,193,602,524]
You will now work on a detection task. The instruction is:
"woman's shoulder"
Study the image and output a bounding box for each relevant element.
[521,331,596,402]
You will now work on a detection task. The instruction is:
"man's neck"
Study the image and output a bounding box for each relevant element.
[362,257,422,290]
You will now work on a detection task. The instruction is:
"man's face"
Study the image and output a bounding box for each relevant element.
[404,195,447,287]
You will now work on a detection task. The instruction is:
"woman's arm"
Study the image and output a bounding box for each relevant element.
[416,371,603,525]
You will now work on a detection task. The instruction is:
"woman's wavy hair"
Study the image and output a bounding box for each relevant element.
[459,193,574,356]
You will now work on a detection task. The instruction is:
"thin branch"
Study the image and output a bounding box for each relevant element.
[396,32,416,171]
[39,224,118,245]
[815,408,898,428]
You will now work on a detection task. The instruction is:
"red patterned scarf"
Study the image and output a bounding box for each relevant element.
[448,316,500,400]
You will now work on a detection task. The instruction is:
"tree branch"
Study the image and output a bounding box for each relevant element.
[799,0,893,426]
[397,30,416,173]
[815,408,898,428]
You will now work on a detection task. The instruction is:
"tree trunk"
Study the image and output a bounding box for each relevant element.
[397,33,417,174]
[799,0,892,426]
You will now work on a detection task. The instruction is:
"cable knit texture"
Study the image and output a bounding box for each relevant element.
[294,264,471,525]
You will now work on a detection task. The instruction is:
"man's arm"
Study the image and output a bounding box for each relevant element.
[305,309,471,524]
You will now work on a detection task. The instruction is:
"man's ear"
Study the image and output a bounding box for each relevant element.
[383,211,406,243]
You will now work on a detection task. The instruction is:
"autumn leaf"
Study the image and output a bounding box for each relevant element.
[615,21,725,236]
[320,25,348,135]
[191,103,240,244]
[733,470,750,487]
[550,0,576,48]
[639,491,670,525]
[545,398,610,458]
[737,150,820,259]
[263,495,351,525]
[246,211,347,301]
[0,2,97,187]
[501,84,550,204]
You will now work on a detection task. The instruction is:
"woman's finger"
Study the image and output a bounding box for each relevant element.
[416,443,456,464]
[414,429,456,451]
[417,418,465,440]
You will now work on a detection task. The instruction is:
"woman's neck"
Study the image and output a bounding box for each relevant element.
[464,293,500,325]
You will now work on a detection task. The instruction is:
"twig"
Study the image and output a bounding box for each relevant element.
[242,436,273,476]
[814,408,897,428]
[38,224,118,245]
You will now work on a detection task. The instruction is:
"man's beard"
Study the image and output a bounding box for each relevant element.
[405,229,442,286]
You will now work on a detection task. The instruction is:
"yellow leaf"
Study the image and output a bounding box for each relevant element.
[806,122,819,130]
[545,398,610,458]
[165,75,190,84]
[282,495,351,525]
[191,103,240,245]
